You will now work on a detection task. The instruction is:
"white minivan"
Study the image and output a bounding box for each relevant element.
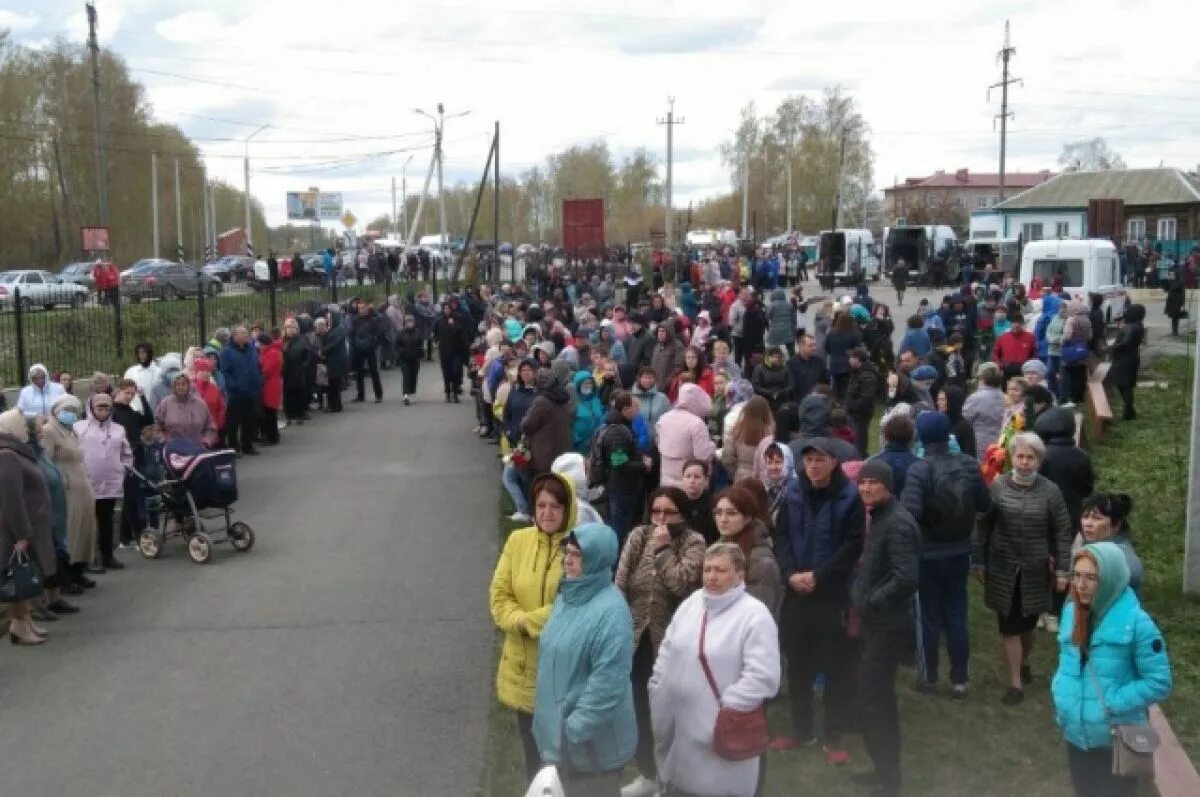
[818,228,880,285]
[1020,239,1129,324]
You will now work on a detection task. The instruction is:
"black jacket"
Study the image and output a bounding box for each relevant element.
[786,394,860,464]
[851,497,920,631]
[433,313,468,357]
[396,327,425,360]
[111,399,152,467]
[844,362,880,420]
[589,411,646,496]
[741,303,768,352]
[751,362,793,406]
[681,489,718,546]
[625,329,654,371]
[351,312,386,352]
[1034,408,1094,533]
[320,322,349,379]
[1106,304,1144,389]
[282,335,314,390]
[786,353,829,401]
[900,441,990,557]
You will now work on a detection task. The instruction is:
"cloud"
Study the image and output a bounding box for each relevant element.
[769,71,855,93]
[155,10,226,43]
[0,10,39,32]
[599,18,764,55]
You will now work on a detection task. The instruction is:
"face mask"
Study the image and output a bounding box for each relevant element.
[581,385,594,396]
[57,410,78,426]
[887,389,897,399]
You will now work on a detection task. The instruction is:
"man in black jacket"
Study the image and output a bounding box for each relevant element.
[350,303,385,403]
[852,459,919,797]
[845,347,880,457]
[773,437,864,761]
[786,332,829,401]
[900,411,990,697]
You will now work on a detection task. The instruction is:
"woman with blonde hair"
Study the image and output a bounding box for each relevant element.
[721,395,775,484]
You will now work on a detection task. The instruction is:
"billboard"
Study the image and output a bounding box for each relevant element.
[80,226,110,251]
[286,191,343,221]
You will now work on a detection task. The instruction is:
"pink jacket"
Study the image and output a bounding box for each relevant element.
[656,383,716,488]
[73,418,133,499]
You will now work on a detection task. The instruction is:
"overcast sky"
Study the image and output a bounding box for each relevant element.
[4,0,1199,231]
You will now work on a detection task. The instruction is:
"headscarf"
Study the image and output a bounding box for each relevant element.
[0,407,28,439]
[757,441,796,517]
[726,377,755,407]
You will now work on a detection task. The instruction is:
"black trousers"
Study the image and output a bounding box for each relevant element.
[630,631,658,778]
[1116,384,1136,420]
[780,595,856,743]
[398,358,420,395]
[283,385,309,420]
[119,472,145,544]
[225,395,259,453]
[858,627,906,795]
[439,352,463,395]
[326,376,344,412]
[352,348,383,401]
[95,497,117,560]
[852,413,872,457]
[515,711,540,783]
[1066,744,1137,797]
[259,406,280,444]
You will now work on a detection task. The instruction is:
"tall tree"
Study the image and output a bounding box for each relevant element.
[1058,137,1127,172]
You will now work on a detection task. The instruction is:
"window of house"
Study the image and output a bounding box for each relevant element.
[1022,223,1044,242]
[1055,221,1070,238]
[977,197,988,209]
[1157,218,1177,241]
[1127,218,1146,241]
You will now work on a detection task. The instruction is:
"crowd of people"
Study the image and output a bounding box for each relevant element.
[479,260,1172,797]
[0,288,457,645]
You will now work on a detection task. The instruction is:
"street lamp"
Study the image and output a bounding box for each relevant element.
[243,124,269,256]
[414,105,470,277]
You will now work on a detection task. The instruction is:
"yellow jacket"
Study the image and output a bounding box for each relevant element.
[493,381,512,457]
[489,472,578,712]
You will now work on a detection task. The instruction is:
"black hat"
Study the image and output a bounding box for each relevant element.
[858,459,894,492]
[798,437,840,459]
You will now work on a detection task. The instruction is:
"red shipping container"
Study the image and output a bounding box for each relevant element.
[561,199,605,259]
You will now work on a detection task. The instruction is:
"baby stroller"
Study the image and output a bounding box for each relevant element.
[129,438,256,564]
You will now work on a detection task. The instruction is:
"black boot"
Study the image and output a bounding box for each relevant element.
[72,563,96,590]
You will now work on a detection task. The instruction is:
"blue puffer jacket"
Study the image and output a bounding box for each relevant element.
[1052,543,1171,751]
[533,523,636,773]
[219,341,262,400]
[572,371,605,453]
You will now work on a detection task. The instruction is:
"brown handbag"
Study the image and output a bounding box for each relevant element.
[698,610,771,761]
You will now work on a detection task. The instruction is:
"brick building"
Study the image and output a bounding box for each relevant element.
[884,168,1055,223]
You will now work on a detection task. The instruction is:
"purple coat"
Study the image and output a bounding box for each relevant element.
[73,418,133,499]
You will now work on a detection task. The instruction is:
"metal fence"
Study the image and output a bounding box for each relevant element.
[0,274,412,388]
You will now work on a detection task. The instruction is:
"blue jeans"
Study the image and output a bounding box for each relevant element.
[606,490,641,549]
[501,463,528,515]
[918,554,970,686]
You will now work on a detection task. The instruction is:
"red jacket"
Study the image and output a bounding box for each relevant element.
[93,261,119,291]
[194,379,226,431]
[667,367,714,404]
[260,340,283,410]
[992,329,1037,367]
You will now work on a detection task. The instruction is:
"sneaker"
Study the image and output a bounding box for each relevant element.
[1044,614,1059,634]
[950,684,969,700]
[619,775,659,797]
[823,744,851,766]
[403,396,411,406]
[508,512,531,523]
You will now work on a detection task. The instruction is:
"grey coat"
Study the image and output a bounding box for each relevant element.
[973,473,1072,618]
[961,386,1007,462]
[765,289,795,348]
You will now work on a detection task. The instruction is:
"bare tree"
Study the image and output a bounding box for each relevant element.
[1058,137,1127,172]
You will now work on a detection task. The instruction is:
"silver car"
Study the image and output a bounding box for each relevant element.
[0,270,90,311]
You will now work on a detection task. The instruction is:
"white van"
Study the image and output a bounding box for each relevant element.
[818,228,880,285]
[883,224,958,282]
[1020,239,1128,324]
[419,233,450,251]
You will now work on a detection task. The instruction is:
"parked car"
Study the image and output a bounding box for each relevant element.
[121,261,222,302]
[0,270,90,311]
[202,255,254,283]
[58,261,98,291]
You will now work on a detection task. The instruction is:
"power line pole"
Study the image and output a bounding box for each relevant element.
[85,2,108,228]
[201,167,211,261]
[150,152,159,258]
[786,128,794,233]
[657,97,684,248]
[174,158,183,262]
[243,124,268,258]
[989,20,1021,202]
[436,103,447,294]
[391,176,398,238]
[832,128,849,231]
[741,142,750,240]
[494,119,500,285]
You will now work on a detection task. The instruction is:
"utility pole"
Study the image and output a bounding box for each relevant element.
[150,152,160,258]
[786,128,795,233]
[436,103,447,292]
[832,129,849,231]
[657,97,684,248]
[244,124,269,258]
[762,132,770,234]
[989,20,1021,202]
[401,155,413,243]
[391,176,398,238]
[741,142,750,240]
[201,167,211,261]
[174,158,184,262]
[208,179,217,254]
[86,2,108,227]
[494,120,500,285]
[1185,311,1200,593]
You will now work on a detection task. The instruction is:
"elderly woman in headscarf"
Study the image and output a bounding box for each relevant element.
[0,408,61,643]
[17,363,66,418]
[40,394,98,591]
[155,372,218,447]
[74,393,133,571]
[720,377,757,454]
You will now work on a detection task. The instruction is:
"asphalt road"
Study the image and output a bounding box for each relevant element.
[0,362,497,797]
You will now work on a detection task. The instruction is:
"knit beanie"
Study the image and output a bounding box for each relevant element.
[859,459,894,492]
[915,410,951,445]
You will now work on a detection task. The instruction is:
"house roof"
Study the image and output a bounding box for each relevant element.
[885,169,1053,192]
[994,168,1200,210]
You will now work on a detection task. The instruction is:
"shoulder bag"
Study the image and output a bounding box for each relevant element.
[1086,660,1159,777]
[698,610,770,761]
[0,550,45,604]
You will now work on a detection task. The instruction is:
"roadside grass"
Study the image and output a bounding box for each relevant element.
[482,354,1196,796]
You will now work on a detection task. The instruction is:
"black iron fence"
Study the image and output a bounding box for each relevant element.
[0,273,411,388]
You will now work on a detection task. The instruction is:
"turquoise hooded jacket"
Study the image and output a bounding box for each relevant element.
[1052,542,1171,750]
[533,523,637,773]
[571,371,605,453]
